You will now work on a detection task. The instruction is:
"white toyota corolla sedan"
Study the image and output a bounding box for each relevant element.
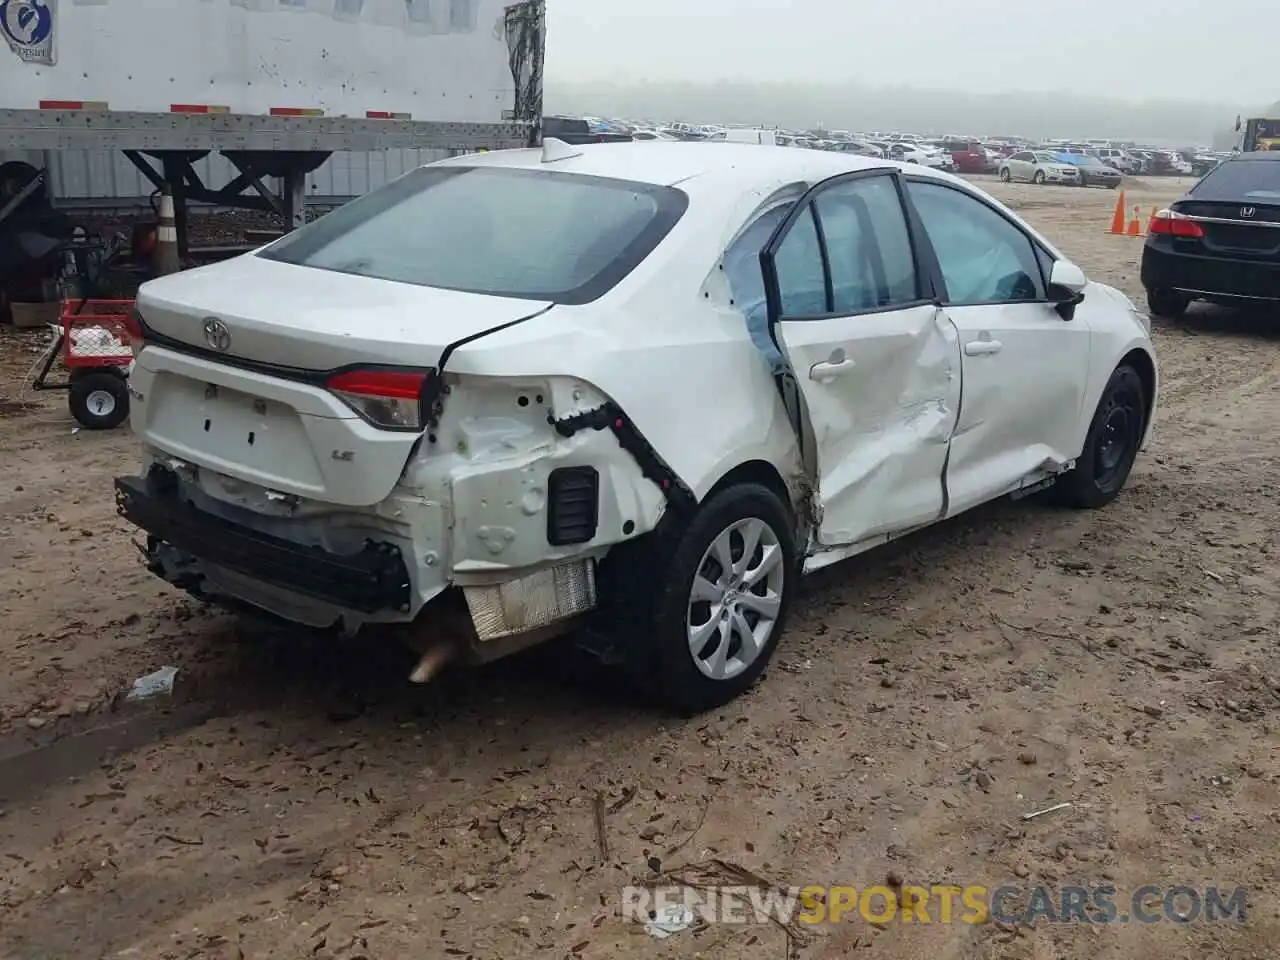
[117,140,1158,714]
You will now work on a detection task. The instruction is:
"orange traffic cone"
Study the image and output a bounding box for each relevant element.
[1125,204,1143,237]
[1109,190,1127,234]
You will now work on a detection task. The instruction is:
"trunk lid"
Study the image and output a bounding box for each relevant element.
[1174,198,1280,261]
[131,255,552,508]
[137,254,553,372]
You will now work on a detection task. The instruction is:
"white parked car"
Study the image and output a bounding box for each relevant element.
[118,141,1158,714]
[999,151,1081,185]
[884,142,949,168]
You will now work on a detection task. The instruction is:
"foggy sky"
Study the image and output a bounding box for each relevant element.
[544,0,1277,106]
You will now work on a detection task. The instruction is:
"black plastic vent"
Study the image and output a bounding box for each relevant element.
[547,466,600,546]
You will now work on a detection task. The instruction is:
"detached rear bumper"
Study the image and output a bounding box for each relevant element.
[115,473,412,615]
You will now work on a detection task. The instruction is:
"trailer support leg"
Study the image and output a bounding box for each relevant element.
[161,155,191,259]
[283,168,307,232]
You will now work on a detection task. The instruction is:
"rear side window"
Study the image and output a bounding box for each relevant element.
[771,174,920,318]
[259,166,688,305]
[1190,160,1280,201]
[814,177,918,311]
[773,209,828,317]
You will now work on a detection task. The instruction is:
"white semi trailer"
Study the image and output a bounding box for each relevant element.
[0,0,545,251]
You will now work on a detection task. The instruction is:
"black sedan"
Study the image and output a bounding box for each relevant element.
[1141,152,1280,317]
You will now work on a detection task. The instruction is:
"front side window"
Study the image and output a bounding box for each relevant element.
[259,166,687,305]
[905,181,1044,305]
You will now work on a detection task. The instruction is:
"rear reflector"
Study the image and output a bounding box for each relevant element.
[171,104,231,114]
[325,367,430,431]
[39,100,109,110]
[1148,209,1204,238]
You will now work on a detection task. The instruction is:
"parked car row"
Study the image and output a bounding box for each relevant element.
[571,117,1231,185]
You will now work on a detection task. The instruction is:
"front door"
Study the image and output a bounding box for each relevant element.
[764,171,962,548]
[902,178,1091,516]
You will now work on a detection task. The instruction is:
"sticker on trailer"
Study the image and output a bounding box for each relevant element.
[0,0,55,65]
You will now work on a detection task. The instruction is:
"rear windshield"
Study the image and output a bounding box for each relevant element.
[1190,159,1280,202]
[259,165,688,304]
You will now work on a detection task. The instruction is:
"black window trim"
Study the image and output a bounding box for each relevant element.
[760,168,939,324]
[900,175,1058,308]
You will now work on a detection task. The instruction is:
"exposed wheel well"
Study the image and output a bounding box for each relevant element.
[1120,347,1157,432]
[704,460,793,512]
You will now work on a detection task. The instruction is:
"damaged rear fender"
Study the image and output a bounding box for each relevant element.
[405,374,674,577]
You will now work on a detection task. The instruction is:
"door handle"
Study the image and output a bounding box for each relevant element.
[964,339,1003,356]
[809,358,856,381]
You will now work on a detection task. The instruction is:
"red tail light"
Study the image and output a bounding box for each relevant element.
[1148,209,1204,238]
[325,367,431,431]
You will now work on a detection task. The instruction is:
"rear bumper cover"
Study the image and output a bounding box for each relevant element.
[115,473,412,614]
[1141,244,1280,302]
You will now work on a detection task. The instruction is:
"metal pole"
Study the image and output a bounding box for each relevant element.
[283,168,307,232]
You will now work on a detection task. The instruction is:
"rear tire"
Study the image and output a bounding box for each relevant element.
[1053,365,1146,510]
[68,370,130,430]
[606,483,798,715]
[1146,288,1190,318]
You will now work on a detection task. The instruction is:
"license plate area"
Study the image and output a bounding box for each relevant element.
[147,373,326,490]
[197,383,289,452]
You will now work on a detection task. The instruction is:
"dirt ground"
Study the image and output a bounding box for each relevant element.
[1,175,1278,960]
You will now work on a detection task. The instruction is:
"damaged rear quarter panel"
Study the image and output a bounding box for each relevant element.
[402,375,668,577]
[441,192,804,512]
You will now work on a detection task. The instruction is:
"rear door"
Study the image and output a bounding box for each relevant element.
[761,171,962,548]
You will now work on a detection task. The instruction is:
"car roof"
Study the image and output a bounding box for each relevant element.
[437,141,900,188]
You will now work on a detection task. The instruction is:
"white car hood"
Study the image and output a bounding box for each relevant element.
[136,254,553,372]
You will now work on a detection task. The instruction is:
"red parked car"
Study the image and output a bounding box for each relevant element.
[939,139,993,174]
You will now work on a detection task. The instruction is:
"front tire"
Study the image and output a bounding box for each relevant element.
[611,483,798,715]
[1053,365,1146,509]
[999,167,1012,182]
[1033,170,1047,185]
[1146,288,1190,318]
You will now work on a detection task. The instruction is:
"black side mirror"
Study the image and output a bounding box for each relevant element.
[1047,283,1085,321]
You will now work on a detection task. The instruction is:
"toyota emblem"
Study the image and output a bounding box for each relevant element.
[1240,206,1256,219]
[203,317,231,352]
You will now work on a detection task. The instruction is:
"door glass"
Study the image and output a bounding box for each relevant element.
[906,181,1045,305]
[814,176,918,311]
[773,208,828,317]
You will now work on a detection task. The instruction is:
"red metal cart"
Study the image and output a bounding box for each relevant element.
[32,299,137,429]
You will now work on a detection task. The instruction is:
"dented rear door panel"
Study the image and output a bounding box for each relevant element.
[777,304,961,547]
